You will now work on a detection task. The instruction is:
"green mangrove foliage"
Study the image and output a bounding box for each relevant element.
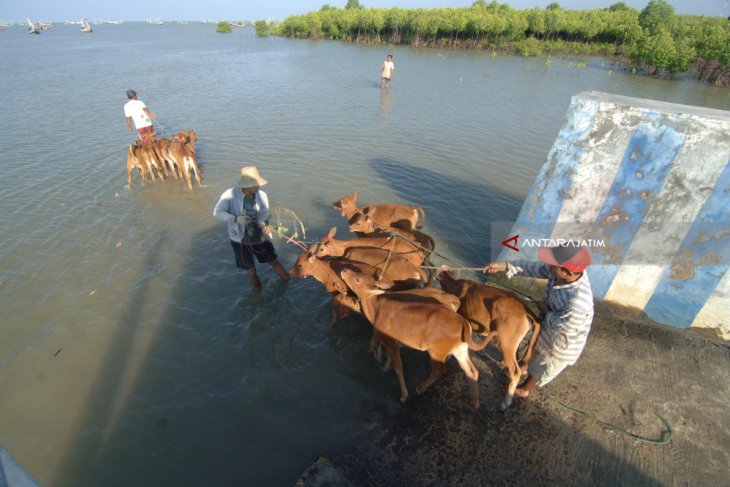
[216,21,232,33]
[272,2,730,85]
[255,20,272,36]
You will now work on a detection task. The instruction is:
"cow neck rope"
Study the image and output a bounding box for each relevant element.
[479,350,673,446]
[378,233,398,281]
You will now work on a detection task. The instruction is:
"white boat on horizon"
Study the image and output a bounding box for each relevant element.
[81,18,92,33]
[27,18,40,34]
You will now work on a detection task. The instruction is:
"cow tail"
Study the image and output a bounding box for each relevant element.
[462,319,494,351]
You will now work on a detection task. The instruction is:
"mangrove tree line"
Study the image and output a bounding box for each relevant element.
[264,0,730,85]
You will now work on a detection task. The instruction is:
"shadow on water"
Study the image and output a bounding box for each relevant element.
[369,157,524,266]
[44,179,418,486]
[52,223,356,486]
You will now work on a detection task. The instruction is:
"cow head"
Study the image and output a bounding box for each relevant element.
[289,250,318,278]
[348,213,377,234]
[312,227,338,259]
[340,268,394,298]
[333,191,358,217]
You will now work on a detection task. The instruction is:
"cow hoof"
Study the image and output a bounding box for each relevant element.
[497,402,508,413]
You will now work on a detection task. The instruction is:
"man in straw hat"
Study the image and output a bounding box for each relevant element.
[483,242,594,399]
[213,166,290,289]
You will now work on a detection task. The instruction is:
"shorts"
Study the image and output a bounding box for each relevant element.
[527,349,569,387]
[381,77,391,81]
[230,239,277,270]
[137,125,156,142]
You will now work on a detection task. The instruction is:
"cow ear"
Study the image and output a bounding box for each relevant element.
[367,289,386,296]
[327,227,337,238]
[307,252,317,263]
[375,277,395,290]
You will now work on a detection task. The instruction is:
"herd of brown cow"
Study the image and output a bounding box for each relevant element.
[290,191,540,411]
[126,130,201,189]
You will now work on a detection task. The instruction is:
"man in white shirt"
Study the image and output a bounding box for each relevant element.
[380,54,395,90]
[124,90,156,142]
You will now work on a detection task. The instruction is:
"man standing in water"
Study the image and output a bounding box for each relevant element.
[483,243,594,399]
[124,89,156,142]
[213,166,290,289]
[380,54,395,90]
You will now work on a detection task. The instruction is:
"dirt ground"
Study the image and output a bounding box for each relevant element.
[296,299,730,486]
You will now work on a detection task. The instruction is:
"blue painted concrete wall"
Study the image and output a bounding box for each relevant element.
[500,92,730,338]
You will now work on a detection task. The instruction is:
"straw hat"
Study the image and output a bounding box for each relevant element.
[538,243,592,273]
[238,166,268,188]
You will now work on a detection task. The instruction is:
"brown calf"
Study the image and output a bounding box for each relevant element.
[341,269,488,410]
[437,269,540,411]
[164,139,201,189]
[289,252,423,323]
[134,138,166,181]
[312,227,429,267]
[126,143,147,187]
[333,191,426,230]
[341,247,429,289]
[348,213,435,254]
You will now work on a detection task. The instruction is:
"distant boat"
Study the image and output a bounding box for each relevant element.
[27,18,40,34]
[146,19,163,25]
[81,18,92,33]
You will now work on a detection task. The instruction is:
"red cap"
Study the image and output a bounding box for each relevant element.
[538,244,592,273]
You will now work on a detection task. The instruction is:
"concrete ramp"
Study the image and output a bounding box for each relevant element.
[500,91,730,338]
[0,447,43,487]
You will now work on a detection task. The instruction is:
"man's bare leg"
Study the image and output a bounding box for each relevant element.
[270,260,290,281]
[514,374,537,398]
[247,268,262,289]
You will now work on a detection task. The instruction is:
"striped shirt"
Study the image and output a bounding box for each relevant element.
[506,261,594,365]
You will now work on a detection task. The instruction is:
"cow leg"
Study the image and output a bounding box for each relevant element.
[415,355,447,396]
[499,340,522,412]
[519,319,541,375]
[381,337,408,403]
[144,160,156,181]
[452,345,480,411]
[190,158,202,186]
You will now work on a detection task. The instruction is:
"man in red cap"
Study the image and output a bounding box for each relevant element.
[483,242,594,399]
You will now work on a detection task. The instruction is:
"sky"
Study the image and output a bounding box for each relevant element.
[4,0,726,23]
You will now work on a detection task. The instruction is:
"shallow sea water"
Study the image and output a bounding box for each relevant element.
[0,22,728,486]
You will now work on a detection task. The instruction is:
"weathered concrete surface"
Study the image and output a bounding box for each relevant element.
[501,91,730,338]
[298,302,730,486]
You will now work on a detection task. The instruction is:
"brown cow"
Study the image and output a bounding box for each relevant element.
[311,227,428,267]
[134,138,166,181]
[152,137,179,179]
[290,252,422,323]
[437,269,541,411]
[341,269,488,410]
[341,247,429,289]
[163,138,201,189]
[333,191,426,230]
[126,143,147,187]
[348,213,435,254]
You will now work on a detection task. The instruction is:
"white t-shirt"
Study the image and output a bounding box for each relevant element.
[124,99,152,129]
[381,60,395,78]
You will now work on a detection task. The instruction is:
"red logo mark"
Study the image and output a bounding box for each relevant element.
[501,234,519,252]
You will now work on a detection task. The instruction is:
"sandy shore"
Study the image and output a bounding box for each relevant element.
[297,300,730,486]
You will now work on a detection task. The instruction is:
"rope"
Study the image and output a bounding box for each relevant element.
[540,387,674,446]
[377,233,399,281]
[479,349,673,446]
[152,120,168,137]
